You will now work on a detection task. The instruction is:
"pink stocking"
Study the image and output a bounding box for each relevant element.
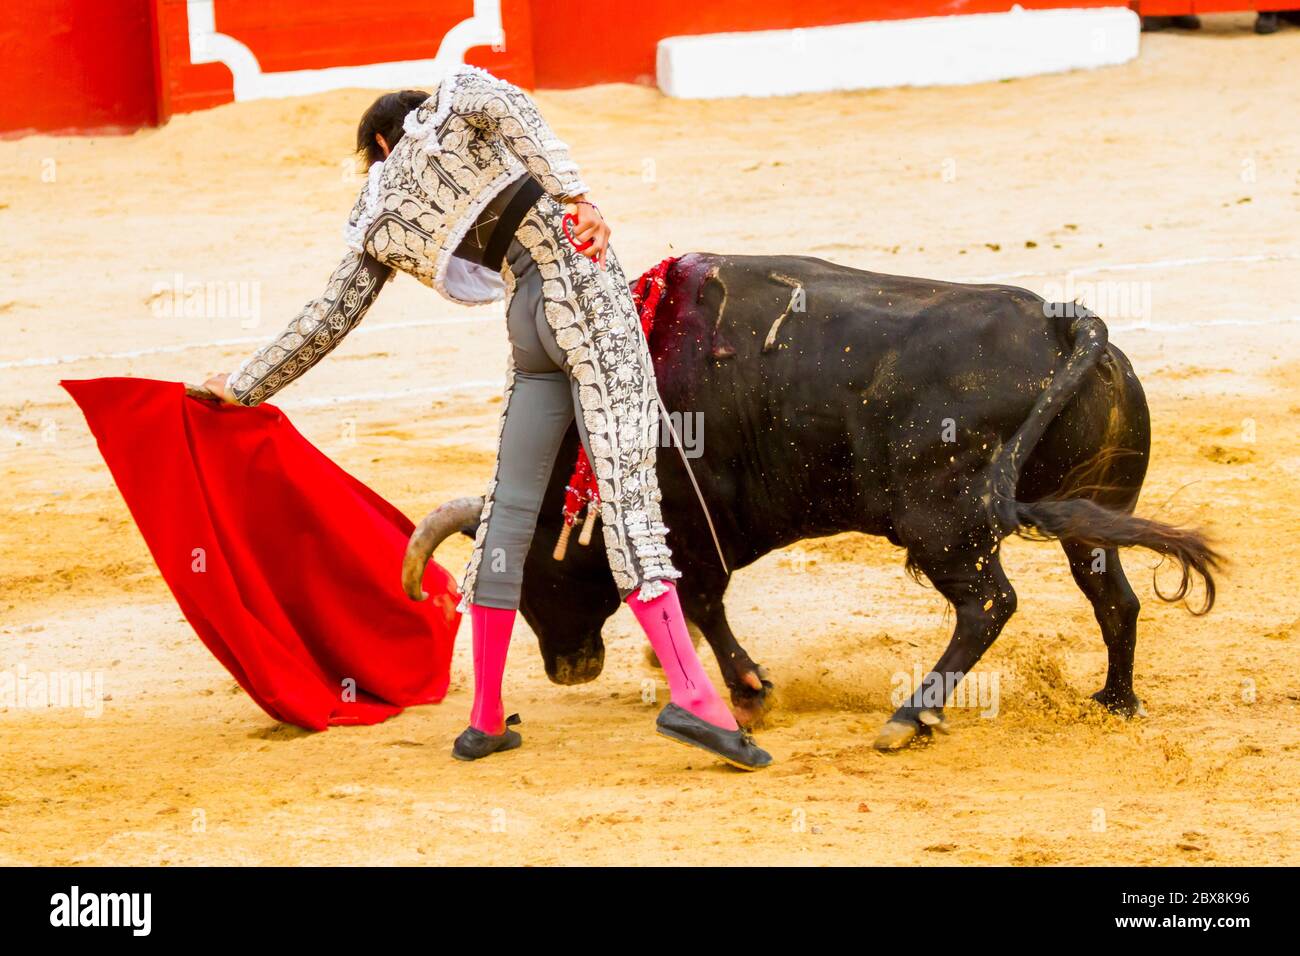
[468,604,516,735]
[627,582,738,730]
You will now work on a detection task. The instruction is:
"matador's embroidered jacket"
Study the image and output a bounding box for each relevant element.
[227,65,588,406]
[224,65,681,605]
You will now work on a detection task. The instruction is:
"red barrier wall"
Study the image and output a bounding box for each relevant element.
[3,0,1293,135]
[152,0,535,120]
[0,0,159,136]
[530,0,1124,87]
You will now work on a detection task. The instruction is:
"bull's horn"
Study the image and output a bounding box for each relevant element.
[402,496,484,601]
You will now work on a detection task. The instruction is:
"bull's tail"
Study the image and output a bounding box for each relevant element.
[986,307,1222,614]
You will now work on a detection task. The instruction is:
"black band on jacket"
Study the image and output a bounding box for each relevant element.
[482,177,544,272]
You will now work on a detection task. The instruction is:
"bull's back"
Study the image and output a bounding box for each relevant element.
[659,253,1069,425]
[649,254,1081,552]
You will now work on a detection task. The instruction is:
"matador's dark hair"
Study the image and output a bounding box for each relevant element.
[356,90,431,166]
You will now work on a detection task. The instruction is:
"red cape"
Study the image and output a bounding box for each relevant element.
[62,377,460,730]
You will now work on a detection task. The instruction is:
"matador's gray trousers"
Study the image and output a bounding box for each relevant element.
[458,196,681,612]
[469,238,595,609]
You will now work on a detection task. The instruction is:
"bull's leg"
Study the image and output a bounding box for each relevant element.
[676,588,773,727]
[873,549,1018,751]
[1061,540,1144,716]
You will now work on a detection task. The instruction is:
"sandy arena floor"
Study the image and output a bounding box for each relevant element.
[1,17,1297,865]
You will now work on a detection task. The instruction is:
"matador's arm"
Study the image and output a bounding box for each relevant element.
[225,249,392,406]
[448,71,590,201]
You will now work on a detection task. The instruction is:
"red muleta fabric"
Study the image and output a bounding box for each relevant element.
[62,377,459,730]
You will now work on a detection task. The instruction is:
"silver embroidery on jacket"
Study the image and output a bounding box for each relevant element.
[224,68,676,601]
[458,196,680,604]
[230,65,588,405]
[348,65,588,307]
[229,251,390,405]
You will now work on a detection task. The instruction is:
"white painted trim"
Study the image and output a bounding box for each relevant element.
[185,0,504,101]
[657,5,1141,99]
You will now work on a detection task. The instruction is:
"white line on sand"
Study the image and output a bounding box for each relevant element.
[278,317,1299,410]
[962,251,1300,284]
[8,251,1298,374]
[1111,315,1300,333]
[0,314,499,370]
[283,379,501,409]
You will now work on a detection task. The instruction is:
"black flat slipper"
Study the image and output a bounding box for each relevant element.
[452,713,522,761]
[655,703,772,771]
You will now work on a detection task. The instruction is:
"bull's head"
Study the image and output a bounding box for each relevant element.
[401,465,620,685]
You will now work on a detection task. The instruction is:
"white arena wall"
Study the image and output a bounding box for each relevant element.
[657,6,1142,98]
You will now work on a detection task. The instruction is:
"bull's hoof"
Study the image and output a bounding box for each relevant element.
[917,708,950,733]
[546,644,605,685]
[1091,687,1145,718]
[873,720,919,752]
[873,708,946,752]
[729,667,774,728]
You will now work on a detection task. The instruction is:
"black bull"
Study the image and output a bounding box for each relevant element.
[404,253,1221,751]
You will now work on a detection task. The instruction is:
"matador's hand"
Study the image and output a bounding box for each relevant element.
[186,372,239,405]
[566,196,610,270]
